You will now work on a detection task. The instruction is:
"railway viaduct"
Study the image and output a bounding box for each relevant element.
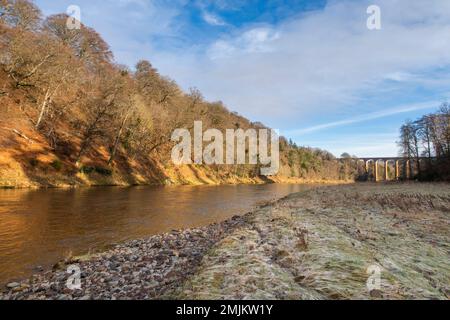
[340,157,435,182]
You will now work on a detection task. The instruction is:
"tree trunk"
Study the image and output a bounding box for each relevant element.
[36,88,50,129]
[75,141,87,168]
[108,112,129,165]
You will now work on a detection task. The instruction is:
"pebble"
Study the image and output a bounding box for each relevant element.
[0,214,250,300]
[6,282,20,289]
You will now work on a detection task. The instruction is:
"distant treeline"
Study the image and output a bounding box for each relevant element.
[0,0,355,184]
[399,105,450,181]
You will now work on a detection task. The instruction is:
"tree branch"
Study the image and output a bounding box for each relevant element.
[0,127,34,144]
[21,54,54,80]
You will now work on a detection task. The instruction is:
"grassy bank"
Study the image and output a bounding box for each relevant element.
[177,183,450,300]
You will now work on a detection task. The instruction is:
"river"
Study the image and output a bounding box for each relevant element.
[0,183,321,285]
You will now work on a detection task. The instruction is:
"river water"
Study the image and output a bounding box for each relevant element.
[0,183,320,285]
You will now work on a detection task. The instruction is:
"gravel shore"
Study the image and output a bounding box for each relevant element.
[0,214,250,300]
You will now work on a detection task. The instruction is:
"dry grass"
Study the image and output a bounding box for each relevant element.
[176,183,450,300]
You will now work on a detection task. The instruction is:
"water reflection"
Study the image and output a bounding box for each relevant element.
[0,184,320,284]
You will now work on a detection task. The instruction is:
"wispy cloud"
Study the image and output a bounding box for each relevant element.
[207,27,280,59]
[303,133,401,157]
[202,11,226,26]
[286,101,441,135]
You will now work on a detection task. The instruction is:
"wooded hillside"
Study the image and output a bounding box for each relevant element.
[0,0,355,188]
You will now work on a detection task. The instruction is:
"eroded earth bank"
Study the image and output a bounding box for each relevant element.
[1,183,449,300]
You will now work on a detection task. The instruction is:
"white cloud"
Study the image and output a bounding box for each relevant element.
[208,27,280,59]
[151,0,450,128]
[202,11,226,26]
[384,72,415,82]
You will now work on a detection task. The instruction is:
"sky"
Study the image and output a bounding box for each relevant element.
[35,0,450,157]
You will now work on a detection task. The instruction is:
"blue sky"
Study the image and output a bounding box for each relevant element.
[35,0,450,157]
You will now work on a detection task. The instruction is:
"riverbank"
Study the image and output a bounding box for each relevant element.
[0,119,354,190]
[0,154,353,190]
[177,183,450,300]
[0,173,351,190]
[1,183,449,300]
[0,214,251,300]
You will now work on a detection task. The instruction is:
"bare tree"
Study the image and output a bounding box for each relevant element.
[75,70,123,166]
[107,71,136,165]
[439,104,450,156]
[398,104,450,180]
[135,60,180,106]
[44,13,112,71]
[0,0,41,31]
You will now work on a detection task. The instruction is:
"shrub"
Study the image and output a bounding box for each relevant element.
[94,167,112,176]
[79,166,112,176]
[51,160,63,171]
[29,158,39,167]
[80,166,94,174]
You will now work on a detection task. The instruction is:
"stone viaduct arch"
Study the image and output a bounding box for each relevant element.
[339,157,434,182]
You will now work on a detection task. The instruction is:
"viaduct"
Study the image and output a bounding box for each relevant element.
[339,157,436,182]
